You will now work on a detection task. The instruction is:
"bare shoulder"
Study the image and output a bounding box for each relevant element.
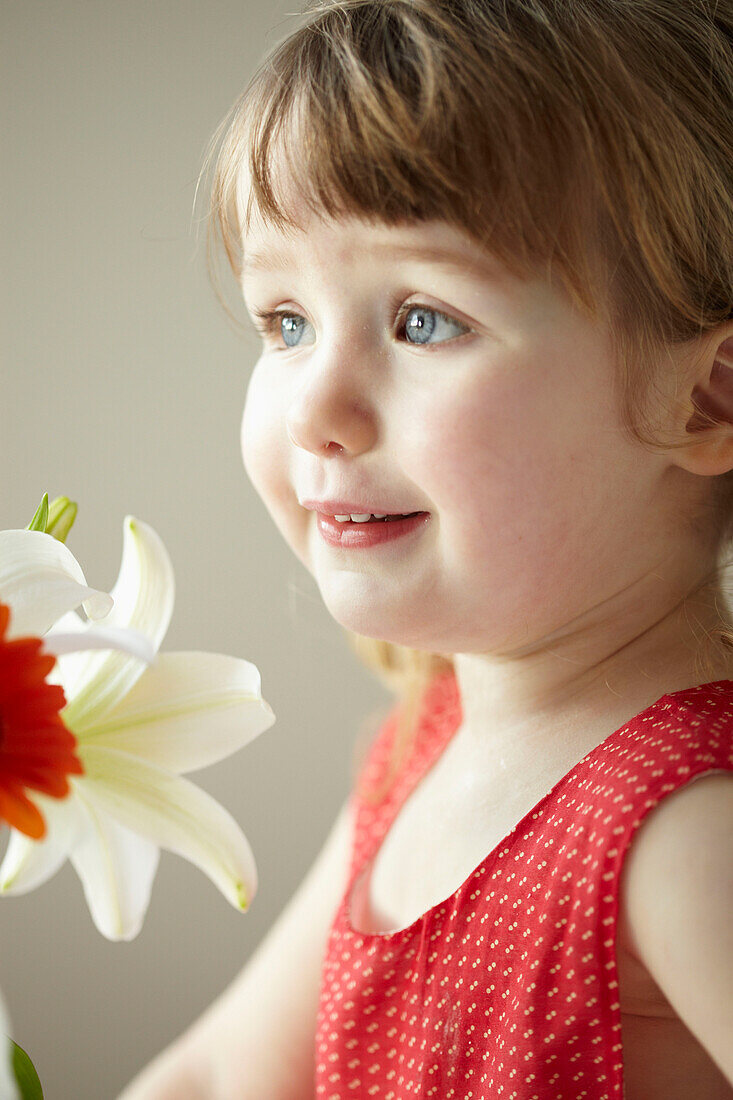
[619,771,733,1084]
[620,770,733,900]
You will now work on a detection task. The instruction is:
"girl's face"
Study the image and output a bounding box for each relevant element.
[239,196,675,657]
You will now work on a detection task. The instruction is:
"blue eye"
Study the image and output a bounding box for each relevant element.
[250,303,470,349]
[401,305,469,345]
[277,314,310,347]
[251,309,315,348]
[279,314,314,348]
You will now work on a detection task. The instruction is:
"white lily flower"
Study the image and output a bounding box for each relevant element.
[0,517,275,941]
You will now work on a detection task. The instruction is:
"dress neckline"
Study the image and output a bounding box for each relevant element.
[343,673,733,940]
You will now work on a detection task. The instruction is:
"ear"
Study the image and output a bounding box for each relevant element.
[672,329,733,477]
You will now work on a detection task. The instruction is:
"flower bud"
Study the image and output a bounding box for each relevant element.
[47,496,78,543]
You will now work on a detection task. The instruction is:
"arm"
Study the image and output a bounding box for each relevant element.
[619,772,733,1085]
[116,794,355,1100]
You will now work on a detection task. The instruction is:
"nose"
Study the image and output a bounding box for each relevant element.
[285,348,379,457]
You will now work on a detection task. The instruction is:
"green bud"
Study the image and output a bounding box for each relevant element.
[26,494,49,533]
[46,497,77,543]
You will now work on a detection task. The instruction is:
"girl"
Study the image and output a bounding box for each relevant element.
[119,0,733,1097]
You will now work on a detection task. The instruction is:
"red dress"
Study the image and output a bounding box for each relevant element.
[313,670,733,1099]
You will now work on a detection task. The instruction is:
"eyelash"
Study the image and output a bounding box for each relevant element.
[250,300,471,350]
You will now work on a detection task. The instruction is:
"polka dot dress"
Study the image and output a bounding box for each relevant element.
[314,670,733,1099]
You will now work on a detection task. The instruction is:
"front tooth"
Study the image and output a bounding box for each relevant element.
[349,513,372,522]
[334,514,351,522]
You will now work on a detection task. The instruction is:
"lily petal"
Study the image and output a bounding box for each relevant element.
[69,790,160,941]
[58,517,174,731]
[103,518,174,650]
[0,529,112,637]
[43,624,156,664]
[45,611,95,700]
[0,793,87,894]
[78,652,275,770]
[80,745,257,911]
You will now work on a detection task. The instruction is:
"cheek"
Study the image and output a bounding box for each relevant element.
[240,367,287,501]
[419,370,555,498]
[419,369,588,565]
[239,367,312,563]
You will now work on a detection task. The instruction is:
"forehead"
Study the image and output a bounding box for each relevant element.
[236,164,518,289]
[242,226,518,294]
[236,137,512,269]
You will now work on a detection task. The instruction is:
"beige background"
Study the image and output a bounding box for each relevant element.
[1,4,393,1096]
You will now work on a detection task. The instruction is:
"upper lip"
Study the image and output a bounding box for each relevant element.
[300,498,426,516]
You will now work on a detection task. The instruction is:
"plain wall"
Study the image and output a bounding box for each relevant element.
[1,4,394,1096]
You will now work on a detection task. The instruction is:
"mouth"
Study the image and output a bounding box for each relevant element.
[315,511,430,549]
[300,498,429,522]
[325,511,426,525]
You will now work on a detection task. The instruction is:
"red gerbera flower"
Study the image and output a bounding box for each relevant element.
[0,600,84,840]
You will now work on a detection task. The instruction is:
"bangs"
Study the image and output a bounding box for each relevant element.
[210,0,614,322]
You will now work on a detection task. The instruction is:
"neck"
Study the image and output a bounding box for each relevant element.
[450,553,733,775]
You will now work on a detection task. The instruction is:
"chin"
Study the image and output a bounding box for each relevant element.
[319,589,434,651]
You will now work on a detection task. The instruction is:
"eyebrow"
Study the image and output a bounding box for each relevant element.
[242,241,504,284]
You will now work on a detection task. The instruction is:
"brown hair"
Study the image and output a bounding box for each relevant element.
[203,0,733,804]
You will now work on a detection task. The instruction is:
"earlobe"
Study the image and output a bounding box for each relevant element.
[674,332,733,476]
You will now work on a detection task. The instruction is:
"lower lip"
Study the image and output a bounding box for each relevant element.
[316,512,430,548]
